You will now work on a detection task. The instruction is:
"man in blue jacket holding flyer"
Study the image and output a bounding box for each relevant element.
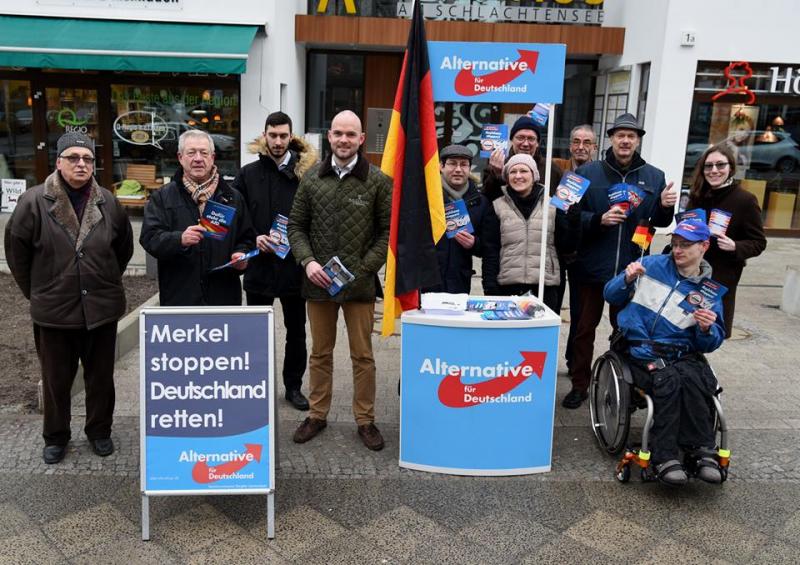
[604,218,726,485]
[564,113,678,409]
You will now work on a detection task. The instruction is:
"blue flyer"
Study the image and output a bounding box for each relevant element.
[209,248,260,272]
[444,199,474,238]
[479,124,508,158]
[608,183,644,216]
[267,214,291,259]
[675,208,708,224]
[323,256,355,296]
[679,278,728,313]
[529,103,551,127]
[200,200,236,240]
[550,172,590,211]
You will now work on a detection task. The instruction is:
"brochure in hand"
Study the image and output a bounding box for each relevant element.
[608,183,645,217]
[323,256,355,296]
[444,199,474,238]
[675,208,707,224]
[209,248,260,272]
[708,209,732,237]
[200,200,236,240]
[267,214,291,259]
[479,124,509,158]
[529,103,551,127]
[550,172,591,211]
[679,278,728,313]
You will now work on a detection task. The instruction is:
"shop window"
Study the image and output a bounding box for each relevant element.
[109,84,241,185]
[637,62,650,129]
[0,80,35,186]
[306,52,365,154]
[685,60,800,232]
[45,87,100,173]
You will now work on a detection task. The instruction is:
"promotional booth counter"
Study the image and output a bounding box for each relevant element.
[399,297,561,476]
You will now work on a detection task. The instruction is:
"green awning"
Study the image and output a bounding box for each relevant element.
[0,16,258,74]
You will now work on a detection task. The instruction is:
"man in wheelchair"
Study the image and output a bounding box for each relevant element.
[603,218,726,485]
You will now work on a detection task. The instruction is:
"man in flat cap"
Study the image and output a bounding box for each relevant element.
[424,144,487,294]
[563,113,678,409]
[5,132,133,464]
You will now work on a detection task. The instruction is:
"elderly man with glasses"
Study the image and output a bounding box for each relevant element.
[554,124,597,173]
[5,132,133,464]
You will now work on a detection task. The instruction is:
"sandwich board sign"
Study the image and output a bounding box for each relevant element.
[139,307,275,539]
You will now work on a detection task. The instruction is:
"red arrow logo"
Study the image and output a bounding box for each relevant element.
[454,50,539,97]
[191,443,262,484]
[437,352,546,408]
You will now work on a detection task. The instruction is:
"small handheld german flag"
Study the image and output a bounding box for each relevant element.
[632,219,655,252]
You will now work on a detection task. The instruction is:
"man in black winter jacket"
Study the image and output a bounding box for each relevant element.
[233,112,317,411]
[562,113,678,409]
[141,130,255,306]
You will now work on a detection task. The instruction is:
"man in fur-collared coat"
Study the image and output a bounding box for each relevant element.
[5,132,133,464]
[233,112,317,411]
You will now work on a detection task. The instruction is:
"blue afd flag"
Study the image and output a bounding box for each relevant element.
[428,41,566,103]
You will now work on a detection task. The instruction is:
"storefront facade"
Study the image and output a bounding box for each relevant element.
[600,0,798,235]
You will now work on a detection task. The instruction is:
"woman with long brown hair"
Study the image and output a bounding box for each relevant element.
[687,142,766,337]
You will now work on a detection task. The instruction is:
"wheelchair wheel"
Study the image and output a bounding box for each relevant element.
[589,352,631,455]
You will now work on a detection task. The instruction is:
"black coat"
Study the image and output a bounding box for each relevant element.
[233,145,310,297]
[424,179,488,294]
[140,170,255,306]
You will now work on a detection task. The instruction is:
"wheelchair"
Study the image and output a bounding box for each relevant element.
[588,349,730,483]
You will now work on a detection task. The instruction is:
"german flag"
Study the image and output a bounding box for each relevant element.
[380,1,445,337]
[632,219,655,250]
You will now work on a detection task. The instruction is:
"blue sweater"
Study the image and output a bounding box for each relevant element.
[604,254,725,361]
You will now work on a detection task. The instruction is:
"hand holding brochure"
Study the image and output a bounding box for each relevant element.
[708,209,732,237]
[267,214,291,259]
[200,200,236,240]
[444,199,474,238]
[323,256,355,296]
[550,172,590,211]
[479,124,508,158]
[679,278,728,313]
[209,248,260,272]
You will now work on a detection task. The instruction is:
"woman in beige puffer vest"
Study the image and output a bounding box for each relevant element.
[481,153,580,312]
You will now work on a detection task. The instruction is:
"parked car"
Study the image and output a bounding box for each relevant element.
[685,131,800,174]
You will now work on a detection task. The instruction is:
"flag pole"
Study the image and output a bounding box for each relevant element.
[538,103,555,305]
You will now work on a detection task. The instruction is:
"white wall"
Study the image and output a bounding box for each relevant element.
[603,0,795,187]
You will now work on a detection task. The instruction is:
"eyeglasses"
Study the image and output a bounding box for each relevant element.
[671,240,701,249]
[60,154,95,165]
[703,161,729,171]
[513,135,538,144]
[571,139,595,147]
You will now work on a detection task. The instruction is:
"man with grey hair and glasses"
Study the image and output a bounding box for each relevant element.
[554,124,597,173]
[141,129,255,306]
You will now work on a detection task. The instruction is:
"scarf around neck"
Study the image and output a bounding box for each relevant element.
[441,174,469,202]
[183,165,220,213]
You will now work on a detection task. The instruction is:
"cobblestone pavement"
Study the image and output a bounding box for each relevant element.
[1,236,799,563]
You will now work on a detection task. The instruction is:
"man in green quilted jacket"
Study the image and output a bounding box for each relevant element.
[287,110,392,451]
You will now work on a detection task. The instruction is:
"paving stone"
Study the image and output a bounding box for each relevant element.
[564,510,661,559]
[70,533,180,565]
[357,504,451,561]
[458,510,556,558]
[405,532,508,565]
[748,538,800,565]
[186,533,288,565]
[154,503,245,557]
[2,528,67,565]
[43,502,137,557]
[639,539,731,565]
[673,513,768,563]
[0,502,34,539]
[519,534,608,564]
[255,504,347,559]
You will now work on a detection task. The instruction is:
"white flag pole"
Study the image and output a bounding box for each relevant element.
[538,104,556,307]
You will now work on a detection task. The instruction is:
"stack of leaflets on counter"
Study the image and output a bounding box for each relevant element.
[209,248,260,272]
[268,214,291,259]
[529,103,551,127]
[675,208,707,224]
[323,256,355,296]
[708,209,732,237]
[444,199,474,238]
[480,301,545,321]
[420,292,468,314]
[200,200,236,240]
[550,172,590,211]
[466,298,517,312]
[479,124,508,158]
[678,278,728,313]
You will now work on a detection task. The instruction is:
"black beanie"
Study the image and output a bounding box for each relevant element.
[509,116,541,142]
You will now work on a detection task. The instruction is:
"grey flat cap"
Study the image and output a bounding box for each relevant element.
[440,144,473,162]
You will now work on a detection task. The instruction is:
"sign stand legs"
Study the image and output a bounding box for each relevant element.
[141,494,150,541]
[267,492,275,539]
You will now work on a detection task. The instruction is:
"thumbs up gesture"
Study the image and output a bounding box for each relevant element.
[660,181,678,208]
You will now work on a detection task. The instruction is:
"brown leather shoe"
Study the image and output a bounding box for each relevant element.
[357,423,385,451]
[293,417,327,444]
